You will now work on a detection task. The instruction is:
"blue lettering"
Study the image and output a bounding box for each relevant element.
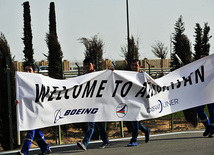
[70,109,77,115]
[84,108,92,114]
[147,98,179,114]
[76,109,82,115]
[91,108,98,114]
[63,108,99,116]
[64,110,71,116]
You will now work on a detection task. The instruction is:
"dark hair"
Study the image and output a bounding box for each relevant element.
[200,52,209,56]
[83,57,94,64]
[132,59,141,66]
[23,62,35,71]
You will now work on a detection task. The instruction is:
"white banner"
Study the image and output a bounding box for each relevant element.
[16,54,214,131]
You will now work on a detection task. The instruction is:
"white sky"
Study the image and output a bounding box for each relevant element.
[0,0,214,62]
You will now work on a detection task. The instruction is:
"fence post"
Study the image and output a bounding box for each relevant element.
[195,112,199,127]
[58,125,61,144]
[105,122,107,131]
[171,114,174,130]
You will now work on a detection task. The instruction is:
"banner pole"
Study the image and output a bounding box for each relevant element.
[17,131,21,145]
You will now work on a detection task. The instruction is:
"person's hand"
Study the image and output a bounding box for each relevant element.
[108,66,114,71]
[14,100,19,106]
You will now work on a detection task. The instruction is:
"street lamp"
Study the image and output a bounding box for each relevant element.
[126,0,130,54]
[146,60,151,75]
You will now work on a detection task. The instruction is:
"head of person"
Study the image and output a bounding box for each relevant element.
[23,62,35,73]
[83,57,94,73]
[131,59,141,72]
[200,52,209,59]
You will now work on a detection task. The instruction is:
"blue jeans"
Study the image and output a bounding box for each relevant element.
[130,121,147,142]
[196,103,214,133]
[83,122,109,148]
[21,129,49,155]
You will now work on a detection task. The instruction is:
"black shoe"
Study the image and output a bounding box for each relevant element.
[208,133,213,138]
[203,127,210,136]
[145,129,151,143]
[99,142,110,149]
[77,141,87,151]
[38,149,51,155]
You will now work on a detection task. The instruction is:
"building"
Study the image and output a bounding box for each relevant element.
[63,60,70,71]
[102,59,112,70]
[14,61,23,71]
[14,58,171,79]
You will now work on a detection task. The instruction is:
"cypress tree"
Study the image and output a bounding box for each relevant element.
[0,33,16,150]
[22,1,34,65]
[46,2,63,79]
[201,23,212,55]
[194,23,203,60]
[194,23,212,60]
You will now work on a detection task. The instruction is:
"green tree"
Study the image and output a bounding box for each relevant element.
[201,23,212,55]
[22,1,34,66]
[121,35,139,70]
[0,33,16,150]
[170,16,192,70]
[46,2,63,79]
[193,23,212,60]
[193,23,203,60]
[171,16,196,126]
[151,41,168,76]
[79,34,104,71]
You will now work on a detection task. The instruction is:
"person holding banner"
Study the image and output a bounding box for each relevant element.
[16,63,51,155]
[77,58,110,150]
[127,59,151,146]
[196,53,214,138]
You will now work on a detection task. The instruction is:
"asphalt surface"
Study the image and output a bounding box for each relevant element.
[1,130,214,155]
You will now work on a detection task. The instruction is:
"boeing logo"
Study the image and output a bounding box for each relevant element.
[147,98,179,113]
[54,108,99,123]
[54,109,64,123]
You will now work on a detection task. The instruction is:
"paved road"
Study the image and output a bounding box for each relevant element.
[1,130,214,155]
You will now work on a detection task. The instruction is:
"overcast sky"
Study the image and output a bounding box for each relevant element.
[0,0,214,62]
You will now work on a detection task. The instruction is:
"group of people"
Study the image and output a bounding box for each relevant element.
[16,54,214,154]
[76,58,151,151]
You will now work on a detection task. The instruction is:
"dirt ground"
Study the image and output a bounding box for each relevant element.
[31,118,204,148]
[0,118,204,151]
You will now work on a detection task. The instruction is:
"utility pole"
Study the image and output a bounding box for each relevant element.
[126,0,130,55]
